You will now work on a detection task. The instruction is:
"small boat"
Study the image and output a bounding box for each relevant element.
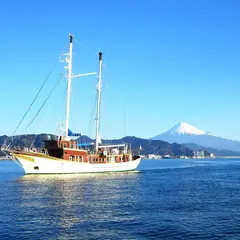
[4,35,141,174]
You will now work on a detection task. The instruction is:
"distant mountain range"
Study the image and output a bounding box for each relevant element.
[2,122,240,158]
[152,122,240,153]
[0,134,194,157]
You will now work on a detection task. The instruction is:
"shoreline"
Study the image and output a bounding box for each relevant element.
[0,156,13,160]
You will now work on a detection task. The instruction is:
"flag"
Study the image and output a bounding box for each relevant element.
[68,129,81,137]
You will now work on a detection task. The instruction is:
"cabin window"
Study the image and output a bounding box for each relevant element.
[69,156,72,161]
[71,144,74,149]
[64,144,67,148]
[34,166,39,170]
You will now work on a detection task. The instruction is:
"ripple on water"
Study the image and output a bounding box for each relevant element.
[0,159,239,239]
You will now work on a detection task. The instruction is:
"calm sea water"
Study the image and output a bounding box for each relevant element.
[0,158,239,240]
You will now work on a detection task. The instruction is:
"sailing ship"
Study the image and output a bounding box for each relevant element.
[4,34,141,174]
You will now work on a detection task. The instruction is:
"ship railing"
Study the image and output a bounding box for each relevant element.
[88,153,132,164]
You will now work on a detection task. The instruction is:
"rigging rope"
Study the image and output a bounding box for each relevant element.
[11,61,59,137]
[29,102,52,149]
[29,75,68,149]
[23,76,62,134]
[6,43,68,149]
[74,38,99,55]
[6,61,58,149]
[7,75,63,149]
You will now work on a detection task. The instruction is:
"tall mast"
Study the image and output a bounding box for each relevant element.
[65,34,73,138]
[95,52,102,151]
[61,34,97,139]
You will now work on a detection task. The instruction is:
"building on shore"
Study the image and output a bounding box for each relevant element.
[148,154,162,159]
[193,150,205,158]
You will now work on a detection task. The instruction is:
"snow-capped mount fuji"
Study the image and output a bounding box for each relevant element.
[152,122,240,152]
[165,122,211,136]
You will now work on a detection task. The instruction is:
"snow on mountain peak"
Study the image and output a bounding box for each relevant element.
[167,122,207,135]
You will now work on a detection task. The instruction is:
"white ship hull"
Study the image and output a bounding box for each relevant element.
[13,154,141,174]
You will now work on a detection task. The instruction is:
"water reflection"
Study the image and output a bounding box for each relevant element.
[14,172,141,239]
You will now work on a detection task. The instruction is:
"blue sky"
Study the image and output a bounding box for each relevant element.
[1,0,240,140]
